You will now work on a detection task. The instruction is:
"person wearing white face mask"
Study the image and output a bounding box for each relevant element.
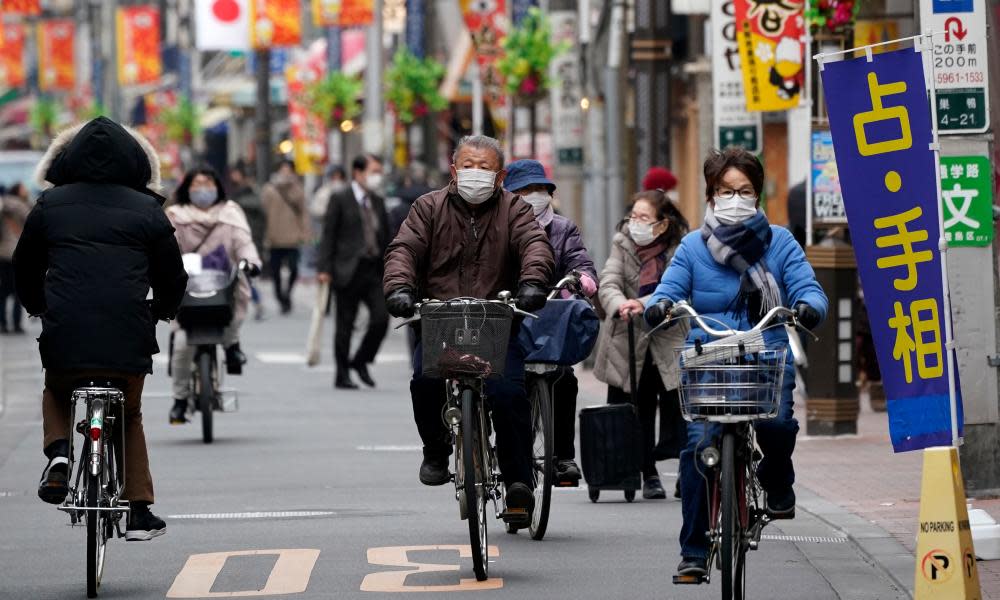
[317,154,391,389]
[594,189,691,501]
[383,135,555,529]
[504,159,598,485]
[642,147,828,579]
[166,166,262,425]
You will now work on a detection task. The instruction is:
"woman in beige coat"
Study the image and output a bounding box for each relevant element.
[594,189,689,499]
[166,166,262,424]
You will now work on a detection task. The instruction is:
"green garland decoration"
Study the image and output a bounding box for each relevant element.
[29,96,60,138]
[306,72,363,127]
[384,48,447,125]
[495,7,569,101]
[159,96,202,145]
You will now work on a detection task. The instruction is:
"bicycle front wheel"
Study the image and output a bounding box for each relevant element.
[198,351,214,444]
[462,388,489,581]
[528,376,553,541]
[719,431,741,600]
[85,443,107,598]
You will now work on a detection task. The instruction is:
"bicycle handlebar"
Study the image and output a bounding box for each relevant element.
[393,291,539,329]
[548,271,582,300]
[647,300,816,341]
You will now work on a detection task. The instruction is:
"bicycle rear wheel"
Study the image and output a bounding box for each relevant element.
[198,351,214,444]
[528,376,553,541]
[85,441,108,598]
[719,432,740,600]
[462,389,488,581]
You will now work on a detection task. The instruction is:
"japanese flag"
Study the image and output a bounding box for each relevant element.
[195,0,250,50]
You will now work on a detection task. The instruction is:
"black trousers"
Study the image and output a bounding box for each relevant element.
[0,260,22,330]
[551,367,578,461]
[269,248,299,308]
[334,259,389,374]
[411,342,533,487]
[607,351,686,478]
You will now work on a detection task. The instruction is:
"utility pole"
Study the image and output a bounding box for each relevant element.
[548,0,585,227]
[362,0,385,157]
[631,0,672,183]
[604,1,626,250]
[101,0,120,121]
[254,48,271,188]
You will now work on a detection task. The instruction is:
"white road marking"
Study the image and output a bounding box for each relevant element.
[356,445,422,452]
[167,511,335,520]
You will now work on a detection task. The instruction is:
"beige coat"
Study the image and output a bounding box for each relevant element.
[166,200,261,321]
[0,194,30,261]
[593,230,688,392]
[261,175,310,249]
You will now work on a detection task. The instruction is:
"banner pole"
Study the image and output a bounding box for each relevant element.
[919,30,961,448]
[803,23,814,246]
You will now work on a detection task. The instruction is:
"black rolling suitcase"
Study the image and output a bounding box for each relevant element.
[580,316,643,503]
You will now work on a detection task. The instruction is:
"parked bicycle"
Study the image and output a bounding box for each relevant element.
[659,301,814,600]
[514,271,599,540]
[173,258,258,443]
[402,292,536,581]
[56,379,131,598]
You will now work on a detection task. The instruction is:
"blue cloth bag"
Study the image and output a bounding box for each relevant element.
[517,298,600,365]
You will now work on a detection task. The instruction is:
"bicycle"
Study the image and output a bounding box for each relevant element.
[403,292,535,581]
[174,258,257,443]
[659,301,814,600]
[513,271,598,540]
[56,379,130,598]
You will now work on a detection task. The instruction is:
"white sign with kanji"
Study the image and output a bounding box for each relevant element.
[711,0,763,153]
[920,0,990,133]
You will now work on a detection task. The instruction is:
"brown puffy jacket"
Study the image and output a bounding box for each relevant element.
[383,184,554,300]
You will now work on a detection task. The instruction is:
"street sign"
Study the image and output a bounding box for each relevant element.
[920,0,990,134]
[711,0,762,154]
[940,156,993,247]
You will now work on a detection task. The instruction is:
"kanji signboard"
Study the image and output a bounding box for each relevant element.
[712,0,763,153]
[940,156,993,247]
[920,0,989,133]
[821,47,963,452]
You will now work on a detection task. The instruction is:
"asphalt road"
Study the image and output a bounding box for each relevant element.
[0,287,909,599]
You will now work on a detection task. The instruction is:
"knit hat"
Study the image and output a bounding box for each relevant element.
[642,166,678,192]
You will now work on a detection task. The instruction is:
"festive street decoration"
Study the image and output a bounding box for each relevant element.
[249,0,302,49]
[305,71,363,127]
[338,0,374,27]
[460,0,509,131]
[0,23,26,89]
[806,0,861,32]
[1,0,40,15]
[158,96,202,145]
[37,19,75,92]
[384,48,447,124]
[735,0,806,111]
[495,7,567,101]
[117,5,162,86]
[29,96,60,140]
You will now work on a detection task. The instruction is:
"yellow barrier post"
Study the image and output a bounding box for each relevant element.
[913,446,982,599]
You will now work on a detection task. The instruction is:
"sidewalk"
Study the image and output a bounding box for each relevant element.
[575,367,1000,598]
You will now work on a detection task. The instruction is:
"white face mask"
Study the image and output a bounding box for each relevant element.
[628,219,660,246]
[189,187,218,209]
[521,191,551,216]
[713,196,758,225]
[365,173,384,192]
[456,168,498,204]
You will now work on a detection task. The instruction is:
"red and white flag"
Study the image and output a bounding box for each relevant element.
[195,0,250,51]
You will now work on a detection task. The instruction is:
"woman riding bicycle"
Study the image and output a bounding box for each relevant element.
[166,166,262,424]
[643,147,827,577]
[503,159,597,484]
[594,188,690,500]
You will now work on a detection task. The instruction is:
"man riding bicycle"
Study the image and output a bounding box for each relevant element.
[15,117,188,540]
[383,135,554,525]
[643,148,827,577]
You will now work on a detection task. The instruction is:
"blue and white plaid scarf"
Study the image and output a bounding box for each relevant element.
[701,207,781,324]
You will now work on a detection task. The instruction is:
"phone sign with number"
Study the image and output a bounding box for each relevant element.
[920,0,990,133]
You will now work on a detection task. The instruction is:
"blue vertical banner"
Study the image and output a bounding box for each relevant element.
[512,0,537,25]
[405,0,424,58]
[821,47,962,452]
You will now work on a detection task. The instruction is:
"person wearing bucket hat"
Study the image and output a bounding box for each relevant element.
[505,159,598,484]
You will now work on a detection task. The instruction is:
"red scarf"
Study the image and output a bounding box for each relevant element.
[636,236,672,296]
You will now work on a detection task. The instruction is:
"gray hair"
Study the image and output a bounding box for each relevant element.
[452,135,505,168]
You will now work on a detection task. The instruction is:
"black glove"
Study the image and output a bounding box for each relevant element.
[244,263,262,277]
[644,298,674,328]
[386,288,417,318]
[515,282,547,313]
[794,302,821,330]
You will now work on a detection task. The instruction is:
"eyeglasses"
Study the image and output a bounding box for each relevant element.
[716,188,757,201]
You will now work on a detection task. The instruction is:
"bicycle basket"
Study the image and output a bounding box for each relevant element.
[420,301,513,379]
[675,343,787,422]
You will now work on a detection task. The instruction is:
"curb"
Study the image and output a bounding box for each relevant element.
[797,487,915,598]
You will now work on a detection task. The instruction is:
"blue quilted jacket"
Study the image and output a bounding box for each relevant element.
[645,225,829,349]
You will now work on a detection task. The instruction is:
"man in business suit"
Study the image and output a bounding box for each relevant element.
[317,154,391,389]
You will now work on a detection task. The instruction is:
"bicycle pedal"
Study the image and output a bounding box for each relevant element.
[672,574,706,585]
[500,509,530,526]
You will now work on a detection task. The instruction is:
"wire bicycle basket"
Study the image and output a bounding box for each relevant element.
[420,300,513,379]
[675,342,787,422]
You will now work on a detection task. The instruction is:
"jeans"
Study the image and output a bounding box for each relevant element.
[269,248,300,309]
[410,341,533,487]
[679,362,798,559]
